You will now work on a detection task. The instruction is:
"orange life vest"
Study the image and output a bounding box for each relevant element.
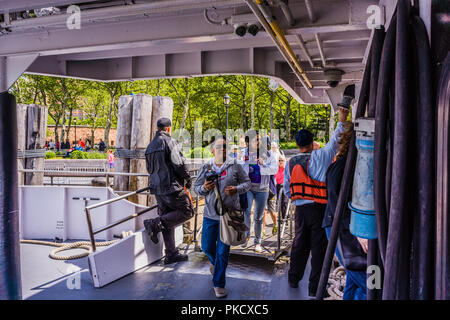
[289,154,327,204]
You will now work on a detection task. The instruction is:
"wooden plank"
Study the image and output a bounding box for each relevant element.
[25,104,47,185]
[16,104,27,186]
[114,95,133,192]
[129,94,152,206]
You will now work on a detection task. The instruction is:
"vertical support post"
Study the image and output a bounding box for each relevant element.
[0,92,22,300]
[85,208,96,252]
[0,57,6,93]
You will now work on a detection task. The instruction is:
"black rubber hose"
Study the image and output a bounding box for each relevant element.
[385,73,396,216]
[383,0,413,300]
[315,53,372,300]
[0,92,22,300]
[368,28,386,118]
[366,26,385,301]
[410,13,435,300]
[374,14,397,265]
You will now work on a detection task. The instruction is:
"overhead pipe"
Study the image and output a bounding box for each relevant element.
[245,0,316,97]
[383,0,413,300]
[374,15,397,264]
[0,0,244,30]
[410,13,435,300]
[315,49,372,300]
[0,92,21,300]
[252,0,314,89]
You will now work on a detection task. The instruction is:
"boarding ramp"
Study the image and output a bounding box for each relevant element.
[190,187,295,262]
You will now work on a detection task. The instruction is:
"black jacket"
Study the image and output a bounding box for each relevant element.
[323,155,367,271]
[145,130,190,195]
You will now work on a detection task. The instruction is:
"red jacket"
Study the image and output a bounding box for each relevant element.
[275,167,284,185]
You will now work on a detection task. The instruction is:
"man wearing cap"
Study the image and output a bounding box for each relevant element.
[144,117,194,264]
[284,107,349,297]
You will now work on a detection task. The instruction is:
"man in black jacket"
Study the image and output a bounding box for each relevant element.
[144,117,194,264]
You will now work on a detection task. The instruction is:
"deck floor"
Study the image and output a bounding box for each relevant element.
[21,240,312,300]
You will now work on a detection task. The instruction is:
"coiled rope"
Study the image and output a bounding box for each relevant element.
[326,266,346,300]
[20,231,133,260]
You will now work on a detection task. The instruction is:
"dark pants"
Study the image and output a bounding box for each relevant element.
[288,203,328,296]
[155,189,194,257]
[276,184,288,220]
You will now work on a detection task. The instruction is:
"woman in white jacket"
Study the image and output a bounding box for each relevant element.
[240,132,278,252]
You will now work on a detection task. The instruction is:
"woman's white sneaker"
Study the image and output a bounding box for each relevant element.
[214,287,228,298]
[254,244,262,253]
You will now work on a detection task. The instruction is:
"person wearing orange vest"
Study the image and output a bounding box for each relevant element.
[283,107,349,297]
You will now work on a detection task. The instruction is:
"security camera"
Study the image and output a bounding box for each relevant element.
[248,22,262,36]
[234,23,247,37]
[323,69,344,88]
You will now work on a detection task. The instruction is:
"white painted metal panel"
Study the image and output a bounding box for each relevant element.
[88,228,164,288]
[20,186,66,240]
[65,187,109,240]
[19,186,177,242]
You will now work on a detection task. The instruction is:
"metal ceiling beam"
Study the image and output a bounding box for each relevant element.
[295,34,315,68]
[278,0,295,26]
[0,0,100,13]
[304,0,316,23]
[314,33,327,67]
[0,0,244,30]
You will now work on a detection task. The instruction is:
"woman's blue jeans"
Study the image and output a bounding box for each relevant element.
[324,226,367,300]
[244,190,269,244]
[201,217,230,288]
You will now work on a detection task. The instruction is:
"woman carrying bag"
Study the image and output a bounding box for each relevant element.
[194,135,251,298]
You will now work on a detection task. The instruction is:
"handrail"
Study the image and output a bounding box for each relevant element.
[86,186,151,210]
[18,169,150,177]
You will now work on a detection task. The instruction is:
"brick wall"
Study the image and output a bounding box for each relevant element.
[47,125,117,146]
